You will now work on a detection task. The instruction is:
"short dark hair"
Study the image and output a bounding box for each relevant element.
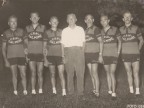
[8,15,18,22]
[30,12,40,17]
[85,14,94,20]
[67,13,77,20]
[100,13,110,20]
[122,10,132,17]
[50,16,59,22]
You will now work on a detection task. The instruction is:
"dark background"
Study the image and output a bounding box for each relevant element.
[0,0,144,32]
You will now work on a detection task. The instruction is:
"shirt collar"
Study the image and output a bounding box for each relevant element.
[102,26,111,33]
[86,25,94,30]
[31,23,40,30]
[124,24,133,30]
[68,25,77,30]
[9,28,17,33]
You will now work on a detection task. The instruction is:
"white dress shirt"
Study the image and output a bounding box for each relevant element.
[61,26,85,47]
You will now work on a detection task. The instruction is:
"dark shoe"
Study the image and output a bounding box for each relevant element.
[92,90,96,94]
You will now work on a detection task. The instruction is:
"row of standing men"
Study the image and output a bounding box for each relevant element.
[1,11,144,100]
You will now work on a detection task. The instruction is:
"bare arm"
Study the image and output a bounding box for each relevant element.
[138,36,144,50]
[117,36,122,54]
[2,42,7,62]
[2,42,10,67]
[136,27,144,51]
[98,37,103,63]
[98,37,103,55]
[24,38,28,55]
[43,41,49,67]
[43,41,48,56]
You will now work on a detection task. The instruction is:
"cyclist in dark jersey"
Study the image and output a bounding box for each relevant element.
[84,14,103,97]
[2,15,27,95]
[119,11,144,96]
[100,14,121,100]
[25,12,46,94]
[44,16,66,96]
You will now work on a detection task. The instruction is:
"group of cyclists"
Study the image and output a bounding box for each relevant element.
[1,10,143,100]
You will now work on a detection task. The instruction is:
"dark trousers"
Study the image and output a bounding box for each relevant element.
[64,47,85,95]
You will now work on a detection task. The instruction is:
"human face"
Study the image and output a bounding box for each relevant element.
[30,13,40,24]
[8,17,17,29]
[85,15,94,27]
[123,12,133,25]
[100,16,110,28]
[49,17,59,28]
[67,14,77,26]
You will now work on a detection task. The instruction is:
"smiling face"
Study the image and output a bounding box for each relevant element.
[85,14,94,27]
[49,17,59,28]
[123,12,133,25]
[8,16,17,29]
[30,12,40,24]
[67,14,77,26]
[100,15,110,28]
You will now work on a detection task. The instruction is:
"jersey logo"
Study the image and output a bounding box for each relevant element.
[8,37,22,44]
[104,35,114,43]
[122,34,135,41]
[28,32,42,40]
[86,35,94,42]
[49,37,61,45]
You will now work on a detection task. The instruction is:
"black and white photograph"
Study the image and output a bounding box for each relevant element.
[0,0,144,108]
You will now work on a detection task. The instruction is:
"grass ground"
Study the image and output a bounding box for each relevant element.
[0,61,144,108]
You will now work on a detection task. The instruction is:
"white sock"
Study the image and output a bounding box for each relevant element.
[108,91,112,94]
[135,88,140,94]
[39,89,43,94]
[130,86,134,93]
[112,93,116,97]
[52,88,57,94]
[23,90,27,95]
[14,90,18,95]
[62,89,66,96]
[32,89,36,94]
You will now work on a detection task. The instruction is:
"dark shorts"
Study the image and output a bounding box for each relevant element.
[28,53,44,62]
[122,54,140,62]
[47,56,63,65]
[85,53,99,64]
[103,56,118,65]
[8,57,26,66]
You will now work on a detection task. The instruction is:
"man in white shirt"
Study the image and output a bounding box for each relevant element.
[61,13,85,96]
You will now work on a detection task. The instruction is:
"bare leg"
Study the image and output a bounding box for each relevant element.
[37,62,44,93]
[18,65,27,95]
[87,63,95,91]
[91,63,99,96]
[110,64,117,93]
[104,65,112,93]
[132,61,140,95]
[58,64,66,95]
[124,62,133,93]
[10,65,18,94]
[29,61,36,94]
[49,65,56,94]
